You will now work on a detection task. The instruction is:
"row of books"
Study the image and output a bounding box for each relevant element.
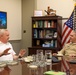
[35,40,57,47]
[33,21,56,28]
[42,40,57,47]
[34,29,57,38]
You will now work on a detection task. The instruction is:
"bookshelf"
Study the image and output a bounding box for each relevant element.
[28,16,62,55]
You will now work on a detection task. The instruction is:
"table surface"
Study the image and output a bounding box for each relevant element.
[1,56,76,75]
[57,55,76,75]
[0,61,22,75]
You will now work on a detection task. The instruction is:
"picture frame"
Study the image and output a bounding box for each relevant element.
[34,10,43,16]
[0,11,7,29]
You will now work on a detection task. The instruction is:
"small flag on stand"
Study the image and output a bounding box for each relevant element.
[62,4,76,47]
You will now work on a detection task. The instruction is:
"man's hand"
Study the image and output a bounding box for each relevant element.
[53,53,57,56]
[18,49,26,58]
[3,48,11,55]
[69,54,76,57]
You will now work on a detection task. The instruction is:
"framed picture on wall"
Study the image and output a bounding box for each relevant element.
[0,11,7,29]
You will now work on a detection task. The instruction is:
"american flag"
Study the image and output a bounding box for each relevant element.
[62,12,73,47]
[62,6,76,47]
[61,57,70,75]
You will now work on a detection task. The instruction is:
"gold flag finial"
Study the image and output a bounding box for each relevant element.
[73,0,76,6]
[74,3,76,6]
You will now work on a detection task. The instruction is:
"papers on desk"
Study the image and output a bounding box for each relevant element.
[44,71,66,75]
[0,61,18,67]
[23,56,33,63]
[0,62,6,68]
[7,61,18,66]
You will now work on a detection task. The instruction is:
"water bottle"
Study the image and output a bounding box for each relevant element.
[45,50,52,70]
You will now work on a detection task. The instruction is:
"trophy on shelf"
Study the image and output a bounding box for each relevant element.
[44,6,56,16]
[36,40,40,46]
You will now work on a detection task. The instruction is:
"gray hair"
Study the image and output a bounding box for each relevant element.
[0,29,8,36]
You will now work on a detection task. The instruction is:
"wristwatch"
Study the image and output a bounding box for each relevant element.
[18,55,22,58]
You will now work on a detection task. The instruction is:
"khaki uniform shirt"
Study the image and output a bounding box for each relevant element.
[58,42,76,55]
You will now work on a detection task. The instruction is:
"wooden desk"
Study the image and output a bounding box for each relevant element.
[22,62,61,75]
[0,61,22,75]
[62,56,76,75]
[0,57,61,75]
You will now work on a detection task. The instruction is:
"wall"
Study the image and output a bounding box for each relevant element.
[36,0,75,18]
[0,0,22,57]
[22,0,76,55]
[0,0,22,75]
[22,0,35,55]
[0,0,22,40]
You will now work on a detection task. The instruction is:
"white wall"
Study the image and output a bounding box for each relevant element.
[36,0,76,29]
[37,0,75,18]
[0,0,22,40]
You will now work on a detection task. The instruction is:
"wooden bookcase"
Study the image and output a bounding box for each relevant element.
[28,16,62,55]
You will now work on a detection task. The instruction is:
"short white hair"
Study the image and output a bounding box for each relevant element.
[0,29,8,36]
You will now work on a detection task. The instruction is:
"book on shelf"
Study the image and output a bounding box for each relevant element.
[38,21,44,28]
[35,21,38,28]
[51,21,56,28]
[44,21,51,28]
[33,21,38,28]
[44,21,56,28]
[33,24,36,28]
[48,21,51,28]
[51,40,54,47]
[39,30,44,38]
[44,21,48,28]
[34,29,38,38]
[33,21,44,28]
[55,40,57,47]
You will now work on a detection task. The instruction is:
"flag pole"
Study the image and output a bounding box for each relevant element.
[73,0,76,32]
[74,3,76,6]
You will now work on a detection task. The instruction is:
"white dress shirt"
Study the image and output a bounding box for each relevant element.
[0,41,16,61]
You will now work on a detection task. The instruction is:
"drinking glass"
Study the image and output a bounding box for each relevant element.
[36,50,43,61]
